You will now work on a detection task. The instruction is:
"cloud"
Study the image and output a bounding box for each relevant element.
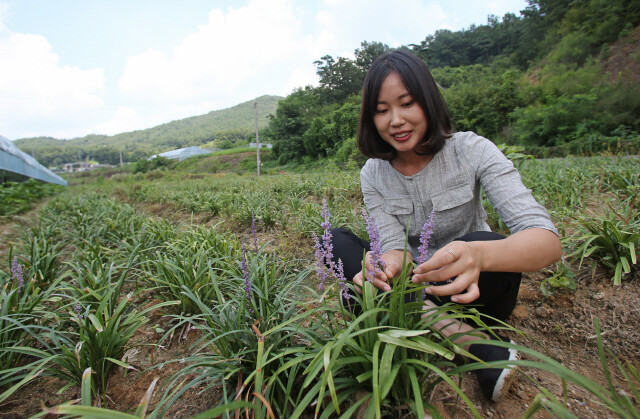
[94,106,146,136]
[0,23,105,139]
[313,0,450,57]
[118,0,310,115]
[0,2,8,33]
[284,67,319,94]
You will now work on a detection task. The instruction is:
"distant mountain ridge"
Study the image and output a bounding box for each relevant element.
[13,95,282,166]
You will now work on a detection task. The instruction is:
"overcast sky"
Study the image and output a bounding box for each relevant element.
[0,0,528,140]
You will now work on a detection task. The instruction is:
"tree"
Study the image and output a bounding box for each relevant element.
[269,86,321,164]
[302,99,360,158]
[314,55,364,103]
[354,41,391,71]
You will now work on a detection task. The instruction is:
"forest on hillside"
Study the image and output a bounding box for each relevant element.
[13,95,281,167]
[267,0,640,165]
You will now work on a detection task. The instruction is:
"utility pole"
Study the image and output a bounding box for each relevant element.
[120,151,123,167]
[254,101,261,176]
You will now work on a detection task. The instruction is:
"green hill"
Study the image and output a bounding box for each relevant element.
[14,95,282,167]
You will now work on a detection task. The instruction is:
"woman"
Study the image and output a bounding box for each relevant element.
[330,49,561,402]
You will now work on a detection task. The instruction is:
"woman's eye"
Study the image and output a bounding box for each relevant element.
[375,108,387,114]
[402,100,415,108]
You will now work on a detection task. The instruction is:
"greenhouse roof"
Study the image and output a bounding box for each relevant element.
[0,135,68,186]
[149,146,213,161]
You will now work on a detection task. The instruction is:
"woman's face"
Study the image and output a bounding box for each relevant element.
[373,72,427,158]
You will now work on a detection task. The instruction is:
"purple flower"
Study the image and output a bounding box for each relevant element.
[251,211,258,253]
[321,201,334,266]
[11,256,23,294]
[241,244,254,314]
[312,232,328,290]
[362,209,382,283]
[417,209,436,264]
[336,258,350,301]
[74,302,83,320]
[315,200,335,290]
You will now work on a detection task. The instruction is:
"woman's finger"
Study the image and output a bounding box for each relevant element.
[424,271,475,298]
[413,243,462,277]
[369,273,391,291]
[353,272,363,294]
[354,270,391,292]
[450,281,480,304]
[383,261,401,280]
[412,262,459,284]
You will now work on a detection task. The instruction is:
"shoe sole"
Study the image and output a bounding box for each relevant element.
[491,344,520,402]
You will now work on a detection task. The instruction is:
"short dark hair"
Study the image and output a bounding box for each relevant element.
[357,49,453,160]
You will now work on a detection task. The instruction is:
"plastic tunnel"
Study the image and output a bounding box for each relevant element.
[0,135,68,186]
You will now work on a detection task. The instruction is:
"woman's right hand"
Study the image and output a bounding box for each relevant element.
[353,249,409,293]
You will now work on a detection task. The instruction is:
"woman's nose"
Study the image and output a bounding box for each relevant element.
[390,108,404,126]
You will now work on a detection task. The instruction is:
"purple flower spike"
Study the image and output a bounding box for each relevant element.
[417,209,436,264]
[361,209,382,283]
[418,209,436,299]
[241,244,254,314]
[11,256,24,294]
[336,258,349,300]
[312,232,328,290]
[251,211,258,253]
[316,199,335,290]
[74,302,83,320]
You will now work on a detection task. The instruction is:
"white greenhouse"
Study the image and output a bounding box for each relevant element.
[149,146,213,162]
[0,135,68,186]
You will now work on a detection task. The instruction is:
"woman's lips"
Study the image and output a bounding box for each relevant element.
[392,131,412,141]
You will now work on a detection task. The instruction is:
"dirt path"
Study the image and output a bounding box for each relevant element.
[0,201,49,258]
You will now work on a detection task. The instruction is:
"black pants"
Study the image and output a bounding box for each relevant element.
[328,228,521,325]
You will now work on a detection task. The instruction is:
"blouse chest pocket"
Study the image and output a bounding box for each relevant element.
[431,184,474,237]
[383,198,414,229]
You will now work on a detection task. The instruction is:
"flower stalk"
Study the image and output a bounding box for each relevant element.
[11,256,24,294]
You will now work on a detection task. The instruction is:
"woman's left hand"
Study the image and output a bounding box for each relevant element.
[411,241,482,304]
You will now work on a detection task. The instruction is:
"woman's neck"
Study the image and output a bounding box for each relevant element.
[391,152,433,176]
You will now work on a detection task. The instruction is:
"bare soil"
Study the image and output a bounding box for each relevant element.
[1,203,638,419]
[601,25,640,85]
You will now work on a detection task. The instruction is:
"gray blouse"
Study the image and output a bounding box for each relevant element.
[360,131,558,261]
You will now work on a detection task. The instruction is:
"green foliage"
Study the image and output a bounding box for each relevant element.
[146,228,238,315]
[526,128,640,158]
[540,260,577,297]
[547,31,593,66]
[314,42,391,105]
[153,250,315,418]
[51,288,156,397]
[269,86,322,164]
[0,256,65,376]
[438,63,524,139]
[571,199,639,285]
[296,276,482,418]
[303,100,360,158]
[334,136,367,169]
[132,155,173,174]
[314,55,364,104]
[496,143,534,165]
[511,93,600,146]
[0,179,64,216]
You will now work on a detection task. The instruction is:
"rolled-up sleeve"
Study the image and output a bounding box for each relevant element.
[471,136,558,235]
